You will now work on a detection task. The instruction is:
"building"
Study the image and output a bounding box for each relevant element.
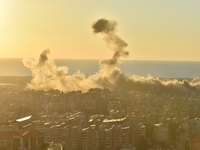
[82,125,99,150]
[176,124,189,150]
[23,129,45,150]
[153,123,169,142]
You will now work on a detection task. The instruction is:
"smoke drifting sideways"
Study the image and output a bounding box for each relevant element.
[23,18,200,94]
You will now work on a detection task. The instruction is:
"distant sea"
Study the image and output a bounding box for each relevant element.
[0,58,200,78]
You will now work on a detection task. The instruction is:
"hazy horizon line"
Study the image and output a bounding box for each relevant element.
[0,57,200,62]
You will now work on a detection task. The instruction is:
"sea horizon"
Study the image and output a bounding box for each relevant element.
[0,58,200,78]
[1,57,200,62]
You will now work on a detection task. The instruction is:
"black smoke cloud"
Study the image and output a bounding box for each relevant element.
[23,18,200,94]
[92,18,117,33]
[38,49,50,66]
[92,18,128,66]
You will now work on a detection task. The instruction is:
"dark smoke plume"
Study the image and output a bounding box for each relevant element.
[23,18,200,94]
[92,18,117,33]
[92,18,128,66]
[38,49,50,66]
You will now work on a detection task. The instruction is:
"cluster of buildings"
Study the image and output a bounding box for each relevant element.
[1,78,200,150]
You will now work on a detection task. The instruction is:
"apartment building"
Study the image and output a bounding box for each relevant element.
[0,125,22,150]
[153,123,169,142]
[176,124,189,150]
[105,125,122,150]
[23,129,45,150]
[0,125,44,150]
[37,122,54,142]
[121,126,135,149]
[63,126,82,150]
[82,125,99,150]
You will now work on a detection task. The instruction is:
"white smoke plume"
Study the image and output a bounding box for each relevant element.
[23,18,200,94]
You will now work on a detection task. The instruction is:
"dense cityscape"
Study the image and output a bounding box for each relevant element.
[1,0,200,150]
[1,76,200,150]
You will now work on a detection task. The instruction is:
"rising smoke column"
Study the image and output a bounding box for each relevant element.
[23,48,70,91]
[91,18,200,93]
[92,18,129,66]
[23,18,130,92]
[23,18,200,93]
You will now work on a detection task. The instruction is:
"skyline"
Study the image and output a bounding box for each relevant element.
[0,0,200,61]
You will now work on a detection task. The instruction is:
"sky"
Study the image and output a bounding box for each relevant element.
[0,0,200,61]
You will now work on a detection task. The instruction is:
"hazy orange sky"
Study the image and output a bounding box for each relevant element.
[0,0,200,61]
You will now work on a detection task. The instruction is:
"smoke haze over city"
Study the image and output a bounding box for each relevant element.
[22,18,200,94]
[2,1,200,150]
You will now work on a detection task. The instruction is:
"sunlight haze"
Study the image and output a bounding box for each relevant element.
[0,0,200,61]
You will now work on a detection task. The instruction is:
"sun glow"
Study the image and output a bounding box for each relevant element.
[0,1,6,19]
[0,1,200,60]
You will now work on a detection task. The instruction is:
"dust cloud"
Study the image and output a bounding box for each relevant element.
[23,18,200,94]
